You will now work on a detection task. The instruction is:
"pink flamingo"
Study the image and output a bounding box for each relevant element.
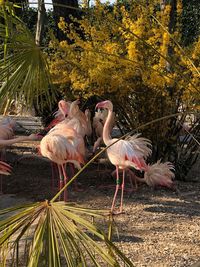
[0,117,38,147]
[40,120,85,201]
[96,100,152,214]
[38,99,90,193]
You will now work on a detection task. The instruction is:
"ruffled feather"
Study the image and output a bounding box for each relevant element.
[144,160,175,188]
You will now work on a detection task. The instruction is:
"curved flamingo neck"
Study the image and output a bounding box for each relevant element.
[103,106,113,146]
[59,102,68,118]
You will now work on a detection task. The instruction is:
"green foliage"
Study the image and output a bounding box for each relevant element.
[0,4,57,111]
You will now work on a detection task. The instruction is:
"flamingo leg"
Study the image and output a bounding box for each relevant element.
[127,169,138,191]
[51,162,57,192]
[93,137,103,153]
[111,166,120,213]
[0,149,6,194]
[61,164,69,202]
[120,169,125,213]
[0,174,2,195]
[58,165,64,201]
[69,163,83,192]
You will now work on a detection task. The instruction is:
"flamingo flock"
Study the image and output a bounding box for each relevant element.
[0,99,175,214]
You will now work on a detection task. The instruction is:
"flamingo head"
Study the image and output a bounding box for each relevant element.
[95,100,113,111]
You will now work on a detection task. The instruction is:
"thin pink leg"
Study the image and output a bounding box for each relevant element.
[61,164,68,202]
[0,174,2,195]
[70,163,83,192]
[0,150,6,194]
[111,166,120,213]
[51,163,57,192]
[127,169,138,191]
[58,165,63,201]
[70,163,74,177]
[120,169,125,213]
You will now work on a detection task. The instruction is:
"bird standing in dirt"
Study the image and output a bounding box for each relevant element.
[40,104,86,201]
[96,100,152,214]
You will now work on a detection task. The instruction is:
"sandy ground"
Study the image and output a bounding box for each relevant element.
[0,144,200,267]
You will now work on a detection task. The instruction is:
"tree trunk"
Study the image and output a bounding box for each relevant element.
[160,0,177,96]
[35,0,46,46]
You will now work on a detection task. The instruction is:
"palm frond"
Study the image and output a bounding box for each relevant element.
[0,5,56,110]
[0,201,133,266]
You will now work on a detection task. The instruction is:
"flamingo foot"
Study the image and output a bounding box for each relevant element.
[110,209,125,215]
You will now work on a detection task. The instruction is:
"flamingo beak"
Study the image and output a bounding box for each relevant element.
[95,101,105,110]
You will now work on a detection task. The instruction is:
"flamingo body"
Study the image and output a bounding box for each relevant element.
[106,137,151,171]
[40,134,84,167]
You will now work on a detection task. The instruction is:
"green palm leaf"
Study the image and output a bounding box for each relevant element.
[0,5,56,110]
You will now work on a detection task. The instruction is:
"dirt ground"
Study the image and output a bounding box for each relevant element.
[1,142,200,267]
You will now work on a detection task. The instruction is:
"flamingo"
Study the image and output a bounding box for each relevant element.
[38,99,90,193]
[40,117,85,201]
[0,117,38,147]
[96,100,152,214]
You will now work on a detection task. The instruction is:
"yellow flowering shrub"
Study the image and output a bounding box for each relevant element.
[48,0,199,141]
